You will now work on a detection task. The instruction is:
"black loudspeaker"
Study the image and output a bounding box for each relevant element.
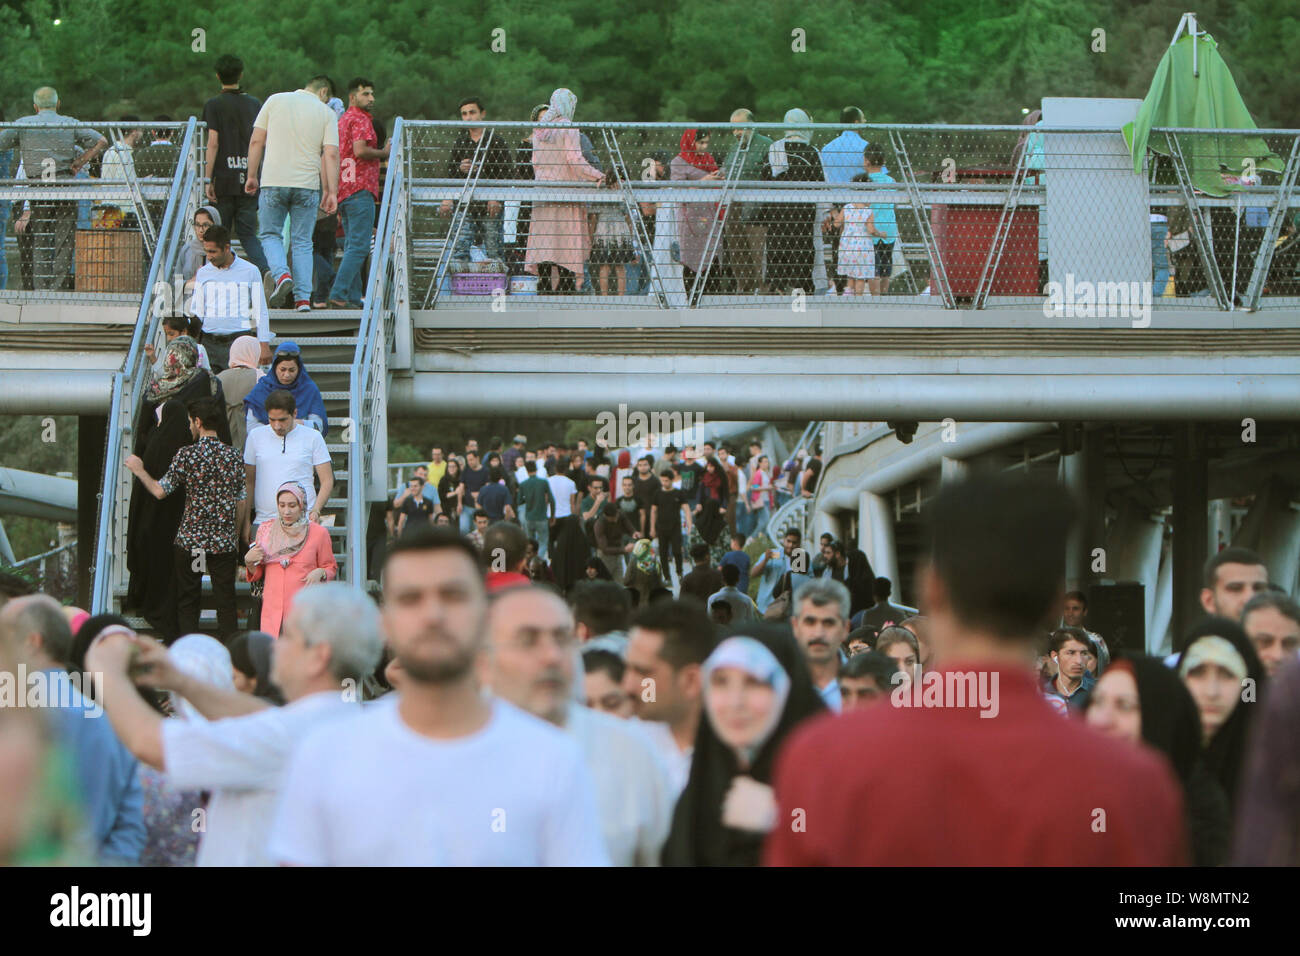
[1087,582,1146,655]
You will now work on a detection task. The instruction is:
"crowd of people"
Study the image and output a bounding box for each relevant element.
[0,62,909,305]
[1,469,1297,867]
[7,60,1300,305]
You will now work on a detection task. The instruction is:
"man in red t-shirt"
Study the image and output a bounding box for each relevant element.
[329,77,390,308]
[765,474,1188,867]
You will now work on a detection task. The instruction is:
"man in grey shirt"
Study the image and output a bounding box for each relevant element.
[0,87,106,289]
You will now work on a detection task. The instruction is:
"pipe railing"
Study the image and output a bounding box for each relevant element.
[89,118,200,612]
[348,117,406,587]
[400,120,1300,311]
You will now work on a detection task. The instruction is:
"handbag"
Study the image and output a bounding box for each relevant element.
[764,592,790,621]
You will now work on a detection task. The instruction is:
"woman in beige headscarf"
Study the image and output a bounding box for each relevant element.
[525,88,605,293]
[216,335,262,449]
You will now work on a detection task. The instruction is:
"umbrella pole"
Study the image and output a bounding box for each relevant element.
[1171,12,1202,77]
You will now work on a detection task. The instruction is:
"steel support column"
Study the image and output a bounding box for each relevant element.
[1170,424,1208,651]
[78,414,107,609]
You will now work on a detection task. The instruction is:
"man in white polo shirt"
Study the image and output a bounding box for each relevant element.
[188,223,272,373]
[85,583,383,867]
[244,75,340,312]
[243,388,333,543]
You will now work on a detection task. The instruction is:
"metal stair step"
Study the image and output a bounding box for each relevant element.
[283,336,360,347]
[321,391,350,401]
[298,363,354,373]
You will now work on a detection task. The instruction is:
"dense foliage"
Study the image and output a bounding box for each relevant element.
[1,0,1294,128]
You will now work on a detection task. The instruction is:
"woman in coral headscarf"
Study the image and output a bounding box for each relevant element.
[243,482,337,636]
[670,128,724,298]
[526,88,605,294]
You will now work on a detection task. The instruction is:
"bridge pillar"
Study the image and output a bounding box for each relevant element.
[1170,424,1208,652]
[1150,538,1174,655]
[861,492,898,598]
[1232,476,1300,596]
[78,414,107,610]
[939,456,967,485]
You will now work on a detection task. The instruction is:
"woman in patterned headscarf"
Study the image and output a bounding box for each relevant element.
[622,537,665,608]
[526,88,605,294]
[136,335,227,454]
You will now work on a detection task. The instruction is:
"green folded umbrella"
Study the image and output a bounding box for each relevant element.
[1123,33,1281,197]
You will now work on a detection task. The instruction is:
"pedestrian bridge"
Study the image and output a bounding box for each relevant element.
[1,114,1297,615]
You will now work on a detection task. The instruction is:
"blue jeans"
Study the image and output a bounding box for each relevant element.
[1151,220,1170,294]
[526,518,550,560]
[259,186,319,303]
[451,209,503,261]
[330,191,375,305]
[313,248,335,303]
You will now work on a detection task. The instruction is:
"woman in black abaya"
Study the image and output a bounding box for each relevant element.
[1177,618,1267,816]
[126,399,192,640]
[1086,655,1232,866]
[663,622,825,866]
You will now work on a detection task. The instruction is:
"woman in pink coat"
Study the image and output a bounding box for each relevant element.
[243,482,337,636]
[525,88,604,292]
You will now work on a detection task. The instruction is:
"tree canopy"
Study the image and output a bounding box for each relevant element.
[0,0,1294,129]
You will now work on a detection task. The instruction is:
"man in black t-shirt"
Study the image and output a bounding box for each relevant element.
[201,54,268,274]
[677,445,702,508]
[650,469,691,582]
[396,477,435,536]
[630,456,659,536]
[459,451,491,533]
[566,451,589,496]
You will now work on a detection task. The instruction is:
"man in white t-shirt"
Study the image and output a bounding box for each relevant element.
[483,586,671,866]
[84,583,384,866]
[622,599,718,798]
[243,388,333,541]
[244,75,340,311]
[188,224,273,372]
[268,527,610,866]
[547,469,577,519]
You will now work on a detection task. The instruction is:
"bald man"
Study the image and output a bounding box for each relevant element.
[483,586,671,866]
[0,595,144,862]
[0,87,106,290]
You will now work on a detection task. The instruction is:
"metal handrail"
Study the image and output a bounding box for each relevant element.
[90,117,200,612]
[13,539,78,569]
[348,117,406,586]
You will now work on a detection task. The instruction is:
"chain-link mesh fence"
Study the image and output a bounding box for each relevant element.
[0,120,200,300]
[403,120,1300,312]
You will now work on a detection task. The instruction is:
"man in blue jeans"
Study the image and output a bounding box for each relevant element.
[245,76,339,312]
[329,78,389,308]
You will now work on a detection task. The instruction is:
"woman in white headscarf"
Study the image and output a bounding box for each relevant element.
[138,634,234,866]
[525,88,605,294]
[760,108,825,295]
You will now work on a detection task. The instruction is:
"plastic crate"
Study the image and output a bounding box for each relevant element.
[451,273,507,295]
